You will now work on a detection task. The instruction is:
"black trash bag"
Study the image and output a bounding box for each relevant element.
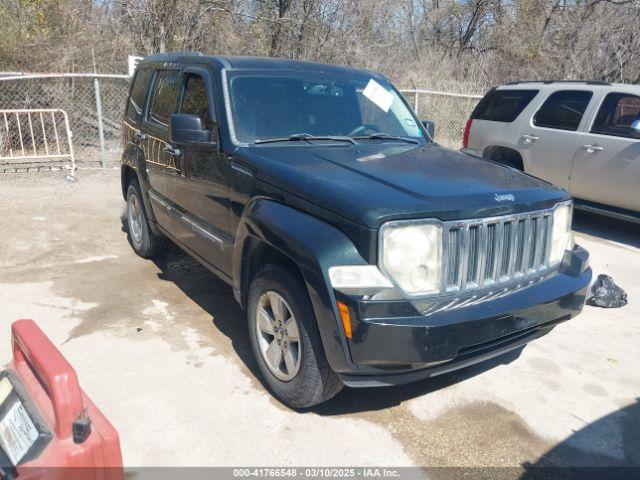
[586,274,628,308]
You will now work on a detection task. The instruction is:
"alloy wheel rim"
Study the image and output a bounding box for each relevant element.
[128,193,143,245]
[255,291,301,381]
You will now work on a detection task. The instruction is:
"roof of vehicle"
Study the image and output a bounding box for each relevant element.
[140,52,387,80]
[497,80,640,92]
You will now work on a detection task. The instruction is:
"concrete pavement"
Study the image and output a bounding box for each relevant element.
[0,169,637,470]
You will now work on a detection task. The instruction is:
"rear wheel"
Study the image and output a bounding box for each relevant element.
[247,264,343,408]
[126,179,166,258]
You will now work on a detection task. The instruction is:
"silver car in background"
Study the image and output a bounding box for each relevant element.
[463,81,640,223]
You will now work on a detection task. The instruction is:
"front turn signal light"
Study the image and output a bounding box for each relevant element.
[337,301,352,340]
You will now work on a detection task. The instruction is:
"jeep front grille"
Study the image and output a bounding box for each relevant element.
[442,209,554,293]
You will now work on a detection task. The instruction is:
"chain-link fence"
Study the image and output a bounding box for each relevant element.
[0,74,130,171]
[0,74,483,172]
[400,89,484,149]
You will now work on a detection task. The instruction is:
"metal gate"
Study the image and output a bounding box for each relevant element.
[0,109,76,173]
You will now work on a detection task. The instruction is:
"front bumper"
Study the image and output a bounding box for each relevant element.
[333,246,591,387]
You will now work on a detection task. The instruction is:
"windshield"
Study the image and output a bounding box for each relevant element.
[224,69,426,145]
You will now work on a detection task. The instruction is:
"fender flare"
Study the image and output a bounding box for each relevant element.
[233,198,368,373]
[120,143,161,231]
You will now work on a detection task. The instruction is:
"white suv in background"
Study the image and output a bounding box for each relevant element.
[463,81,640,223]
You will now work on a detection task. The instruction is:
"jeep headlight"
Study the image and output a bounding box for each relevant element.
[549,203,573,265]
[380,222,442,295]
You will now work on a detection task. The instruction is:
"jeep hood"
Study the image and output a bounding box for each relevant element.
[237,142,569,228]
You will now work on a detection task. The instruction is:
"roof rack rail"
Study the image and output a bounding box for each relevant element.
[143,51,204,61]
[156,51,203,56]
[506,80,611,86]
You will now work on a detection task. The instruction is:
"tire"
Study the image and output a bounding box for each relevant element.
[247,264,343,408]
[126,179,166,258]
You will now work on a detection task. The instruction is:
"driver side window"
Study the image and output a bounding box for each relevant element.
[180,73,214,131]
[591,93,640,139]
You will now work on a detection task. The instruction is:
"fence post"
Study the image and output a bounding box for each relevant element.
[93,78,107,167]
[413,92,420,116]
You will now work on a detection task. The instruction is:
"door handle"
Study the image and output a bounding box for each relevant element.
[582,144,604,153]
[163,145,182,156]
[521,134,540,143]
[133,132,147,143]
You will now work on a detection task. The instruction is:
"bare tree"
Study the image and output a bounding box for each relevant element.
[1,0,638,87]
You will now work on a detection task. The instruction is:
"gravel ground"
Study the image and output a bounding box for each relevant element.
[0,168,638,475]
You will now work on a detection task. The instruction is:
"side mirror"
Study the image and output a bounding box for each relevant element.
[631,119,640,138]
[422,120,436,139]
[169,114,211,144]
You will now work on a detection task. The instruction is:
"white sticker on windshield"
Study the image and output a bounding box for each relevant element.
[362,79,394,113]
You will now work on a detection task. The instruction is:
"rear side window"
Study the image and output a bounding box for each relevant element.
[125,68,152,124]
[591,92,640,139]
[148,69,181,126]
[472,89,538,122]
[534,90,593,131]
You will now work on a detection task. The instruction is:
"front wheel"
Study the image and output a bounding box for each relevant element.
[247,265,343,408]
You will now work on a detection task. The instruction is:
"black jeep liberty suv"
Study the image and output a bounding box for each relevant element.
[120,53,592,408]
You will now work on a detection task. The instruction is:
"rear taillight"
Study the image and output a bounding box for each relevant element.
[462,117,473,148]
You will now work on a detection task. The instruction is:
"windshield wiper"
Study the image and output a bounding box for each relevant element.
[352,133,419,144]
[255,133,356,145]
